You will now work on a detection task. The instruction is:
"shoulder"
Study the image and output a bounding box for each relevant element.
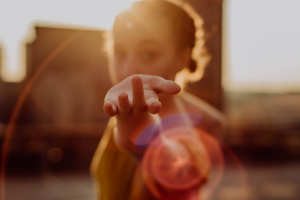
[178,90,227,137]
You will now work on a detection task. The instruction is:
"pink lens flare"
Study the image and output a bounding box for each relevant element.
[151,128,210,190]
[141,126,224,200]
[130,114,202,148]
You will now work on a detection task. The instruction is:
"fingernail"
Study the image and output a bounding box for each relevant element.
[132,76,142,87]
[104,101,115,111]
[104,101,111,107]
[111,104,117,113]
[152,102,161,112]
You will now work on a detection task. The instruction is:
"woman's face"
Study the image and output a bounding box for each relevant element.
[111,15,187,83]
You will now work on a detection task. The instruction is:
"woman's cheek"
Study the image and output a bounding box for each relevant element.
[114,66,128,83]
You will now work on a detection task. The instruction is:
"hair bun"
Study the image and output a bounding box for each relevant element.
[189,58,197,73]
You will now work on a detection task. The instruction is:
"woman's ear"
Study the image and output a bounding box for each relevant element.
[176,47,192,72]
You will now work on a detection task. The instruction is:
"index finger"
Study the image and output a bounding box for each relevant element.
[150,77,181,94]
[132,75,146,115]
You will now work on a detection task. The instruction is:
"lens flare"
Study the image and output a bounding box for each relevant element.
[140,119,224,200]
[131,114,202,147]
[0,31,83,200]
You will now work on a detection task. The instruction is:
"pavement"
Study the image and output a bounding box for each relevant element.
[4,161,300,200]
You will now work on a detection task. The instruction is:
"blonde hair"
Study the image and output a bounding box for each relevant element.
[166,0,211,88]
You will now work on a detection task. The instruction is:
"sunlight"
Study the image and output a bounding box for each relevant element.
[0,0,137,82]
[223,0,300,93]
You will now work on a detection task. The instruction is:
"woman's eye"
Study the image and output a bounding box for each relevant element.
[141,51,157,62]
[114,51,126,61]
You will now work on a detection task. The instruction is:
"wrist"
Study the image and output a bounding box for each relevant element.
[113,125,147,155]
[113,113,154,154]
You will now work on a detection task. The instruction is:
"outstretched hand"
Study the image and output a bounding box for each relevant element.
[103,75,181,117]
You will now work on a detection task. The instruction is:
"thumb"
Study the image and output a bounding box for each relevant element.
[151,77,181,94]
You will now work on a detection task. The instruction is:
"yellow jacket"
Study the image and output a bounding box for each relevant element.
[90,118,157,200]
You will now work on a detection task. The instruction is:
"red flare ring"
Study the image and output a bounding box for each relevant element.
[142,127,212,200]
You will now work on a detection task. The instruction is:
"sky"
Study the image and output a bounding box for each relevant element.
[0,0,136,81]
[224,0,300,92]
[0,0,299,93]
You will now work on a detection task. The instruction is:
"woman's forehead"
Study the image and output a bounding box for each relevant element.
[113,16,174,47]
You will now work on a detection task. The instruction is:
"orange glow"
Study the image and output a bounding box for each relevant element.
[0,0,136,82]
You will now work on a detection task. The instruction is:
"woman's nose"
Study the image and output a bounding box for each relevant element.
[121,55,140,77]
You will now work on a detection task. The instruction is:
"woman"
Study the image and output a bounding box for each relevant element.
[91,0,226,199]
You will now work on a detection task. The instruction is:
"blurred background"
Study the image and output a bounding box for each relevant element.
[0,0,299,200]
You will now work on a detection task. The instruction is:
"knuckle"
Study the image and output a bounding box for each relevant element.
[143,83,153,91]
[132,106,145,117]
[162,81,168,91]
[118,99,127,107]
[133,89,143,96]
[120,110,131,116]
[119,105,131,114]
